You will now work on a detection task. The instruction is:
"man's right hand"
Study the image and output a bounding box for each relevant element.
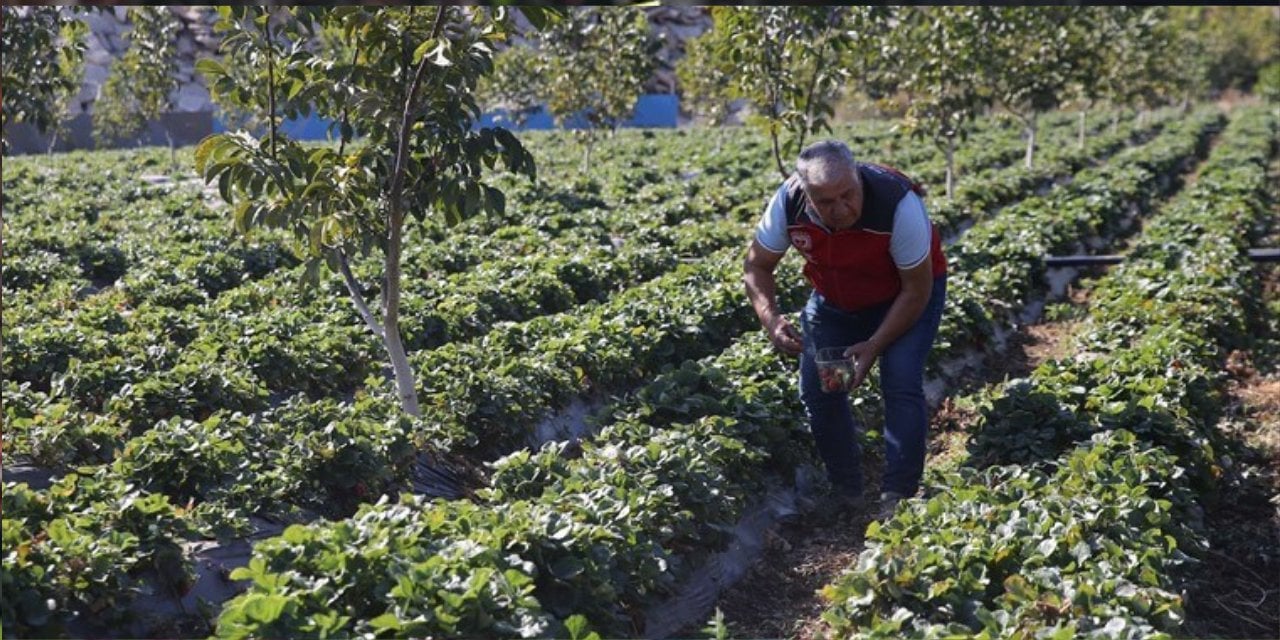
[766,315,804,356]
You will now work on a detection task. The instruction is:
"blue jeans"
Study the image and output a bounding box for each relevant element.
[799,276,946,498]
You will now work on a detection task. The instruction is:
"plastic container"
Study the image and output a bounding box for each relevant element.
[816,346,856,393]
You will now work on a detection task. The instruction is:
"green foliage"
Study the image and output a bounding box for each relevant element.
[1167,7,1280,96]
[1,7,89,152]
[196,7,538,268]
[534,8,658,169]
[92,7,181,149]
[704,7,861,179]
[875,7,993,197]
[1088,8,1175,112]
[675,29,735,129]
[1258,62,1280,103]
[476,45,546,128]
[195,7,544,415]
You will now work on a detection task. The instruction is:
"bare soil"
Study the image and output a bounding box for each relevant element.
[710,508,873,640]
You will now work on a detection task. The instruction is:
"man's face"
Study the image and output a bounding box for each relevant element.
[803,169,862,231]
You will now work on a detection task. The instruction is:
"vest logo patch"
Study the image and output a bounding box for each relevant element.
[789,230,813,253]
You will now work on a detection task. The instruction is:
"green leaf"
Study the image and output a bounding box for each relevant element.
[518,7,564,32]
[564,614,593,640]
[369,612,402,633]
[412,38,439,65]
[242,593,289,624]
[194,58,226,80]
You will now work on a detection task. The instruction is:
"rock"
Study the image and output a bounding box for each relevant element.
[82,63,109,88]
[194,32,220,50]
[3,464,57,491]
[80,9,118,35]
[175,83,211,112]
[85,44,113,67]
[176,59,195,82]
[176,34,196,56]
[667,24,707,44]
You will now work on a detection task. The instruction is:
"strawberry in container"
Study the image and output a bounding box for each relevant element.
[816,346,855,393]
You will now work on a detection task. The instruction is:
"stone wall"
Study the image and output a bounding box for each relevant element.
[72,6,220,117]
[68,6,711,118]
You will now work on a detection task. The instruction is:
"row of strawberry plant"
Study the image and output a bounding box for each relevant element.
[929,109,1222,371]
[819,106,1274,638]
[2,471,202,638]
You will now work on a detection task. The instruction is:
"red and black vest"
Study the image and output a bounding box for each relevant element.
[784,163,947,312]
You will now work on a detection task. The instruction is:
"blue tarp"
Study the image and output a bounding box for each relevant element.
[211,94,680,140]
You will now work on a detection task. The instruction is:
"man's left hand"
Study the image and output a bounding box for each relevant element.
[844,340,882,389]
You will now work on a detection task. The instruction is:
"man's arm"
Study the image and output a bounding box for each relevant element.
[847,255,933,386]
[744,239,803,356]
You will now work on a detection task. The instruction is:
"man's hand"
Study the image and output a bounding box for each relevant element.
[845,339,882,388]
[767,315,803,356]
[745,239,803,356]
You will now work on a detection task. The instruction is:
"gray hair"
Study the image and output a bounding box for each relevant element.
[795,140,857,188]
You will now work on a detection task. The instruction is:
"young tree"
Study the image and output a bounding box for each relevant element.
[706,6,857,180]
[876,6,992,199]
[979,6,1083,168]
[476,44,546,129]
[1,7,89,154]
[92,7,181,156]
[45,19,89,154]
[1061,6,1111,148]
[675,29,736,152]
[195,7,545,416]
[1101,8,1175,127]
[535,7,657,172]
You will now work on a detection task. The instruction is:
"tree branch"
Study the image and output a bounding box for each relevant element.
[798,10,835,153]
[265,12,277,160]
[336,248,385,340]
[336,41,359,158]
[385,5,448,325]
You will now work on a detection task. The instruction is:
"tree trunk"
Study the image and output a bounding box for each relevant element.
[580,137,594,174]
[1078,110,1086,149]
[771,129,787,181]
[382,214,421,417]
[1111,110,1120,136]
[382,319,421,417]
[1023,114,1037,169]
[165,126,176,167]
[944,136,956,200]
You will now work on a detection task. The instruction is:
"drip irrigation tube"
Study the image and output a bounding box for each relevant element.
[1046,247,1279,268]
